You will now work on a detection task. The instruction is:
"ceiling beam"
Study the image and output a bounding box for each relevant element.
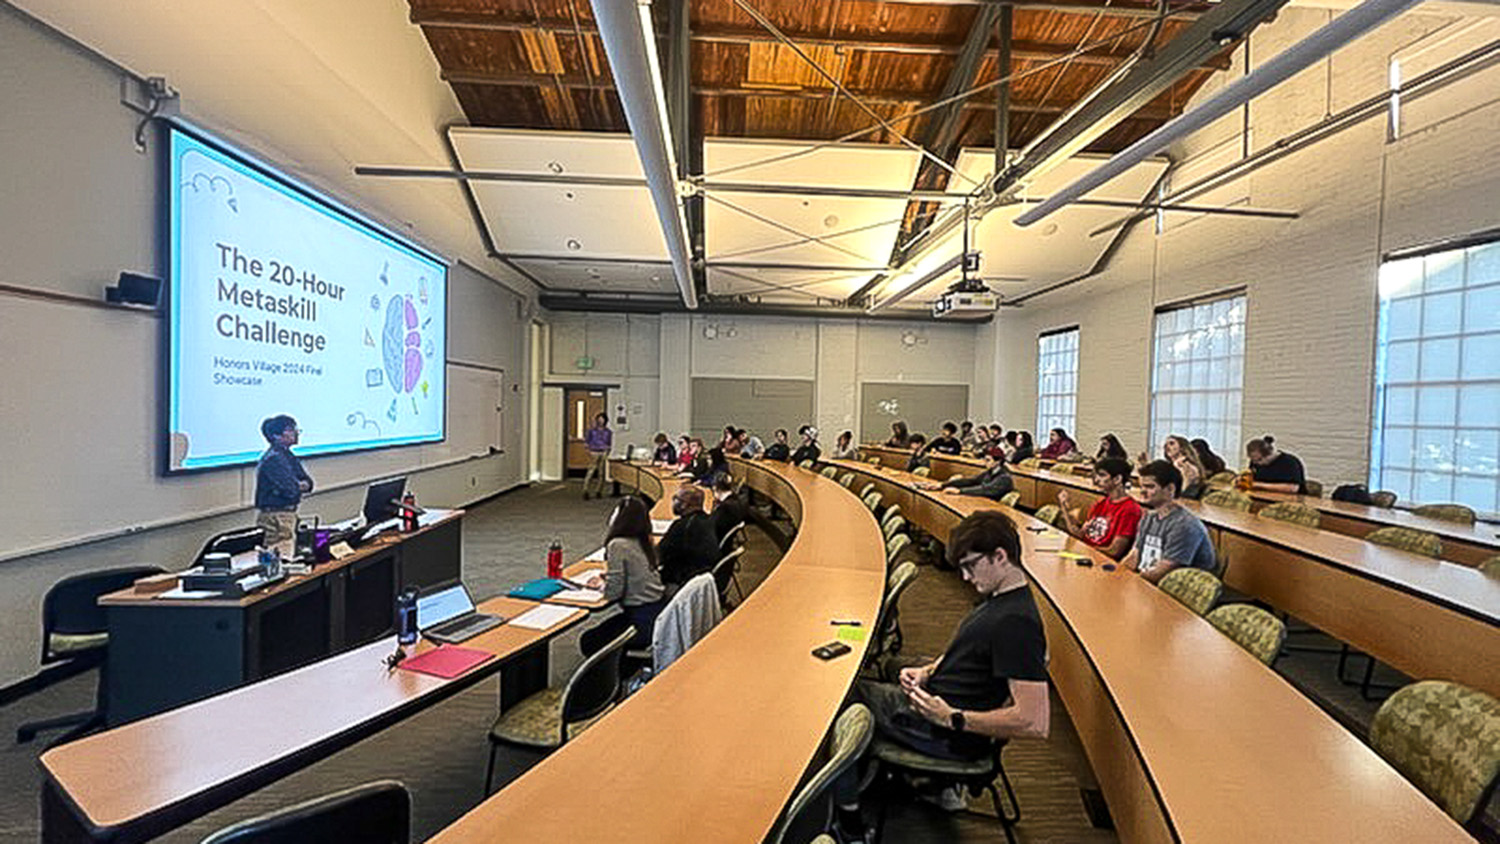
[838,0,1210,15]
[438,70,1177,120]
[411,13,1229,69]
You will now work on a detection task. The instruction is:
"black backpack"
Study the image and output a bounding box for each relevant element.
[1331,483,1374,505]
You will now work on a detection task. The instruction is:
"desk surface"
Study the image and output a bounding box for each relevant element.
[428,459,887,844]
[40,594,584,837]
[96,511,466,609]
[827,459,1472,842]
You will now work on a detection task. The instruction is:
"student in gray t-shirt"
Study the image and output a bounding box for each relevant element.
[1122,459,1217,584]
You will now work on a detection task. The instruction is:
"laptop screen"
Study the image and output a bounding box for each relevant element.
[417,583,475,629]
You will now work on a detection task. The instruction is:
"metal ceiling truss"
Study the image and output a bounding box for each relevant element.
[536,291,993,323]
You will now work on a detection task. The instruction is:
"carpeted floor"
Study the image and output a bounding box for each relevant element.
[0,481,1409,844]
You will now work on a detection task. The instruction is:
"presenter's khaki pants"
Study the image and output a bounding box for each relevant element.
[257,510,298,557]
[583,451,611,498]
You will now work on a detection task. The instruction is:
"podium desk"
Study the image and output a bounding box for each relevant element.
[98,511,463,725]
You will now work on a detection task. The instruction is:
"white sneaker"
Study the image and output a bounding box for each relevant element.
[918,784,969,812]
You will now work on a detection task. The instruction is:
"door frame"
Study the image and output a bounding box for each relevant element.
[546,381,621,478]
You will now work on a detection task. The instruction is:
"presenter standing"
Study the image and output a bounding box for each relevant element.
[255,415,313,556]
[582,412,614,500]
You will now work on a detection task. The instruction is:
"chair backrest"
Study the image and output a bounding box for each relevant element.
[1205,471,1239,490]
[1259,501,1321,528]
[879,505,903,530]
[998,491,1020,508]
[912,466,931,477]
[820,466,839,479]
[866,455,881,465]
[885,533,912,564]
[881,515,907,541]
[1480,556,1500,578]
[1370,490,1398,508]
[1158,568,1223,616]
[561,623,636,729]
[766,703,875,844]
[874,562,919,654]
[1202,489,1253,512]
[711,546,746,602]
[1206,604,1286,666]
[863,492,883,513]
[839,474,856,489]
[1367,526,1443,559]
[798,460,815,469]
[858,483,875,500]
[1304,479,1324,498]
[1413,503,1477,526]
[1370,680,1500,826]
[44,566,167,660]
[1033,504,1063,528]
[1018,457,1041,469]
[652,573,723,672]
[718,521,746,551]
[200,780,409,844]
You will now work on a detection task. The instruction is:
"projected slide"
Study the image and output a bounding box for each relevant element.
[167,127,447,472]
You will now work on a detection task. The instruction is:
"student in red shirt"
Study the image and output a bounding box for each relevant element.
[1057,457,1142,560]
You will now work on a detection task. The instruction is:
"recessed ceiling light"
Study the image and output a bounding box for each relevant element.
[824,214,840,229]
[566,238,582,251]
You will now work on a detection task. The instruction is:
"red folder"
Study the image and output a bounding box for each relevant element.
[398,645,495,679]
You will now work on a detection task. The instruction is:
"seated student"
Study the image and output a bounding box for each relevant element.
[1164,435,1208,500]
[657,485,720,590]
[791,425,822,464]
[958,420,981,454]
[1038,428,1078,460]
[689,446,729,488]
[982,424,1007,459]
[675,435,697,471]
[708,475,748,545]
[738,428,766,459]
[1006,431,1035,465]
[651,432,677,466]
[1057,458,1142,560]
[830,429,858,460]
[1192,438,1228,477]
[885,420,911,448]
[905,434,930,473]
[833,511,1049,842]
[1245,435,1308,494]
[920,450,1013,500]
[1095,433,1129,462]
[926,421,963,456]
[677,439,710,478]
[721,425,743,456]
[763,428,792,462]
[1121,460,1217,584]
[584,497,666,650]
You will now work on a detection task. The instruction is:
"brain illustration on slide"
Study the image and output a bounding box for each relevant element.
[364,269,435,431]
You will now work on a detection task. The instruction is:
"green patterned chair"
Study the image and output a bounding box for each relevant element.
[866,455,882,465]
[1259,501,1321,528]
[1481,556,1500,578]
[809,837,835,844]
[1206,604,1286,666]
[1370,681,1500,831]
[1367,526,1443,559]
[820,466,839,479]
[1158,568,1223,616]
[879,505,903,531]
[840,473,857,489]
[881,516,907,542]
[869,735,1021,844]
[1033,504,1064,528]
[912,465,932,477]
[485,622,635,793]
[1205,471,1239,490]
[885,533,913,567]
[868,562,919,661]
[1413,503,1477,526]
[863,491,884,513]
[798,460,815,469]
[766,704,874,844]
[858,483,875,500]
[1018,457,1042,470]
[998,491,1021,508]
[1371,490,1398,508]
[1304,479,1324,498]
[1202,489,1253,513]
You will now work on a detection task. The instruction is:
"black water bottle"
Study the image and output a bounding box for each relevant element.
[396,586,419,646]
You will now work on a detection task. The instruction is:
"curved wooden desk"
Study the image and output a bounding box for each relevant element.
[857,444,1500,565]
[824,459,1471,843]
[427,458,886,844]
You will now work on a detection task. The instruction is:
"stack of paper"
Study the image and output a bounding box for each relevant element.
[510,604,578,630]
[584,546,607,562]
[651,519,674,534]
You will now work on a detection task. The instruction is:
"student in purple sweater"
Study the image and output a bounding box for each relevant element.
[582,413,614,500]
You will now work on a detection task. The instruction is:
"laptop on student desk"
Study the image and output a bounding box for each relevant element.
[418,581,505,644]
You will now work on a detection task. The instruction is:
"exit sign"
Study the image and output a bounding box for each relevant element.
[576,355,595,370]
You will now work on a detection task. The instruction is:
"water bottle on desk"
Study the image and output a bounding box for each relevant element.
[396,586,419,646]
[547,540,564,579]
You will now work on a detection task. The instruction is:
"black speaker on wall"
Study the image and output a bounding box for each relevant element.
[105,272,162,307]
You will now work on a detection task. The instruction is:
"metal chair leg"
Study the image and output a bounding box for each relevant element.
[983,784,1019,844]
[17,710,94,744]
[484,743,498,795]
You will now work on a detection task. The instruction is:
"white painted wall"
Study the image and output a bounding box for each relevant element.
[985,7,1500,487]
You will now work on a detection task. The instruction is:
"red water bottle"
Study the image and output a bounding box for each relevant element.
[547,539,563,579]
[400,492,418,532]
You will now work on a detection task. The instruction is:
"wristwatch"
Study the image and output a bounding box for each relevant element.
[949,710,966,732]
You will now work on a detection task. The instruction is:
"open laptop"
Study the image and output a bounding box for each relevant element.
[418,581,505,644]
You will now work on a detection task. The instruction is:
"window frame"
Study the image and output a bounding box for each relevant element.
[1036,326,1080,440]
[1147,289,1248,460]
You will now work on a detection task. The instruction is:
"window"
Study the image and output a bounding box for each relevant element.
[1370,238,1500,514]
[1149,294,1246,457]
[1037,328,1079,438]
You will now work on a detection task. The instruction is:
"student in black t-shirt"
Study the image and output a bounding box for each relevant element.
[833,511,1050,839]
[1245,435,1308,494]
[657,485,720,591]
[790,425,822,464]
[925,421,963,456]
[707,475,747,546]
[763,428,792,462]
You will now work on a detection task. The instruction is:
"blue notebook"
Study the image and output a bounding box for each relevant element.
[508,578,568,600]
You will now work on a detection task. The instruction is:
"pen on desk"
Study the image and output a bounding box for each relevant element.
[830,619,862,626]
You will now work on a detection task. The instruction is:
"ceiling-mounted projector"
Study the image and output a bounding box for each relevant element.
[932,251,998,318]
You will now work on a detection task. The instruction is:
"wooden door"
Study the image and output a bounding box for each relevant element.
[564,388,607,475]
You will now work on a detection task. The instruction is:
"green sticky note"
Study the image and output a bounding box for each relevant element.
[837,626,868,642]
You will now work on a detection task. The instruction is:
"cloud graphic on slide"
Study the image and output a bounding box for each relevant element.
[180,160,239,213]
